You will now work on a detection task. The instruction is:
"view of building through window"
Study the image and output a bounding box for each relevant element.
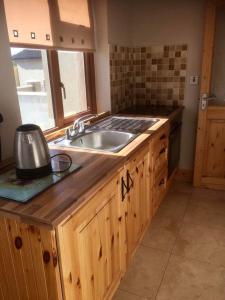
[11,48,55,131]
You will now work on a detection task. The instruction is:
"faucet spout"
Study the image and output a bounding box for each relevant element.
[67,114,98,140]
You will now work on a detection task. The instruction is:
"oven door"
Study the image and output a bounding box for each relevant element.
[168,122,182,177]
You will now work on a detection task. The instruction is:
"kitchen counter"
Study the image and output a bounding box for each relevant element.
[0,116,168,228]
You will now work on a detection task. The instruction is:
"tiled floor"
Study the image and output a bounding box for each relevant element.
[113,182,225,300]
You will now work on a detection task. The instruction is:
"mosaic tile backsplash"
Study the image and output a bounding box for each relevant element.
[110,44,188,113]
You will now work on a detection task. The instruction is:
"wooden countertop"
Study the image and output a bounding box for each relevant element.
[0,113,173,228]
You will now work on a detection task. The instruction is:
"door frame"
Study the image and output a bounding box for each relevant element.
[193,0,225,187]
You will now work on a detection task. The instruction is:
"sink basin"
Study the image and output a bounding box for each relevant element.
[70,130,136,152]
[50,130,136,152]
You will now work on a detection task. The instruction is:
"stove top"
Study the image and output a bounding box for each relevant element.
[118,105,178,117]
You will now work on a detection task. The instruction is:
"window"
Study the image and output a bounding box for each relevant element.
[11,47,96,132]
[58,51,88,118]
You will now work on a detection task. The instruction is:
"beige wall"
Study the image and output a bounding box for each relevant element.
[107,0,133,46]
[93,0,111,112]
[212,6,225,102]
[106,0,205,171]
[0,1,21,160]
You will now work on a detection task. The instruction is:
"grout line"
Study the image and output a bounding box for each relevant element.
[153,246,172,300]
[154,186,192,299]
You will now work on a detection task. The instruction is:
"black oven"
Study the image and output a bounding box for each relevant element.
[0,114,3,162]
[168,113,182,178]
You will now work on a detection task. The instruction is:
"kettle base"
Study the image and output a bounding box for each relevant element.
[16,164,52,180]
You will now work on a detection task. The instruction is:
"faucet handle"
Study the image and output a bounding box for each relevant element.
[66,127,78,140]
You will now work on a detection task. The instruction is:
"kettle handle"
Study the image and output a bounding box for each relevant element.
[50,153,72,173]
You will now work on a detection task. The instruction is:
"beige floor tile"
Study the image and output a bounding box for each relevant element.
[169,181,193,195]
[183,203,225,229]
[113,289,148,300]
[156,255,225,300]
[156,191,189,221]
[119,245,170,299]
[191,187,225,201]
[189,190,225,215]
[173,222,225,267]
[149,214,181,231]
[142,219,178,252]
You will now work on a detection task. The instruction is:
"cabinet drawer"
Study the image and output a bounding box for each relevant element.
[152,125,169,177]
[152,167,167,215]
[152,125,169,154]
[153,144,168,177]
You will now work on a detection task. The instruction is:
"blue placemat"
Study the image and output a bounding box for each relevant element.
[0,164,81,203]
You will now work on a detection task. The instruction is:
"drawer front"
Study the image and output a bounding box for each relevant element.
[152,167,167,215]
[153,143,168,177]
[152,125,169,177]
[152,125,169,153]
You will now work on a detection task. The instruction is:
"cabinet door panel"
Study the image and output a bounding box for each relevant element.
[203,120,225,178]
[57,176,123,300]
[125,147,151,262]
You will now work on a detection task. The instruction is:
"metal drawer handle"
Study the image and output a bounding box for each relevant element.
[121,176,128,201]
[127,170,134,191]
[160,134,166,140]
[159,179,165,186]
[159,148,166,155]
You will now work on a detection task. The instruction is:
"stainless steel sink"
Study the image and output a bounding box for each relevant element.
[71,130,136,152]
[51,130,136,152]
[49,116,159,152]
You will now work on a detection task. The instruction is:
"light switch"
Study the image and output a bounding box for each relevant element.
[190,76,199,85]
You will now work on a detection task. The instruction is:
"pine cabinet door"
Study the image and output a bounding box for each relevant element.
[57,175,124,300]
[125,146,151,262]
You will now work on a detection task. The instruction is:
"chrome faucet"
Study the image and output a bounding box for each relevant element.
[66,114,97,140]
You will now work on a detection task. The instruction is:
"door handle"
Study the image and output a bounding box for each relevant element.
[200,94,216,110]
[159,148,166,155]
[127,170,134,191]
[60,82,66,99]
[159,134,166,140]
[121,176,129,201]
[159,179,165,186]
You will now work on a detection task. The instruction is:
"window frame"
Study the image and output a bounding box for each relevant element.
[12,47,97,135]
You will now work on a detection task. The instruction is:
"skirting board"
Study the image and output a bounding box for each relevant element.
[175,168,193,183]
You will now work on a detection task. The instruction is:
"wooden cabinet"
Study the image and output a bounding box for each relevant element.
[0,218,62,300]
[123,144,151,263]
[57,172,126,300]
[0,125,170,300]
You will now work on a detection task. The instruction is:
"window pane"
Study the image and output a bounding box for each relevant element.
[11,48,55,131]
[58,51,88,118]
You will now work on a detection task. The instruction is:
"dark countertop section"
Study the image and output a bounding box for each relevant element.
[0,150,125,228]
[117,105,184,121]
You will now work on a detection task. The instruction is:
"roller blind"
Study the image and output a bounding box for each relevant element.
[3,0,95,51]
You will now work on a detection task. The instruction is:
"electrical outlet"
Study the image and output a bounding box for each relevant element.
[190,76,199,85]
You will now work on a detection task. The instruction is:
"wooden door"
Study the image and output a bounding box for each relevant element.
[57,174,125,300]
[194,0,225,189]
[125,146,151,262]
[202,106,225,187]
